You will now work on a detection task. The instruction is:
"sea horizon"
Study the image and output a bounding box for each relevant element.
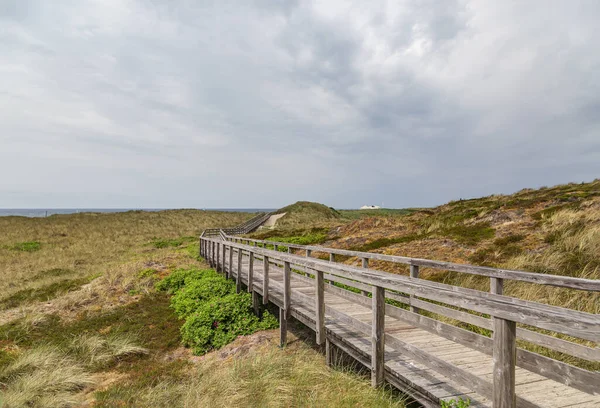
[0,208,277,218]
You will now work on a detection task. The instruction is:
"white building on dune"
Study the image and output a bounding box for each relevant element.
[360,205,381,210]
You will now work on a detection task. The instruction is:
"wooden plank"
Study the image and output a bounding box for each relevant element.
[247,252,254,293]
[228,244,233,279]
[516,328,600,362]
[410,265,420,314]
[263,255,269,304]
[279,306,287,347]
[220,242,599,342]
[283,261,291,319]
[372,285,385,388]
[221,243,226,276]
[493,317,517,408]
[316,269,325,345]
[236,248,242,293]
[226,235,600,291]
[326,338,332,366]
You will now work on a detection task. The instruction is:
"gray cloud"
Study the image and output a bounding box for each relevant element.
[1,0,599,209]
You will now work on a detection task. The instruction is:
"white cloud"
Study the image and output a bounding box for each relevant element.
[0,0,598,208]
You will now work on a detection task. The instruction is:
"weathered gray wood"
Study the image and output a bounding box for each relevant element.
[326,338,332,366]
[247,252,254,293]
[493,317,517,408]
[204,236,599,406]
[227,234,600,291]
[217,242,221,272]
[410,264,420,314]
[236,248,242,293]
[263,255,270,304]
[372,285,385,388]
[316,270,325,345]
[283,261,291,319]
[516,327,600,362]
[228,244,233,279]
[307,249,312,257]
[252,290,260,316]
[361,258,370,296]
[330,253,335,263]
[219,240,599,341]
[288,246,292,253]
[279,306,287,347]
[221,243,226,275]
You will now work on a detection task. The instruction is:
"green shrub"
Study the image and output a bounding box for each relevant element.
[171,277,235,318]
[441,223,495,245]
[157,267,278,355]
[155,268,214,294]
[180,293,278,354]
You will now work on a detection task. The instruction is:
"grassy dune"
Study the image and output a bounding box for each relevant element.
[0,209,406,407]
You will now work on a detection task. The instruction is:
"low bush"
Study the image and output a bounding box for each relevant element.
[171,277,235,318]
[155,268,212,294]
[157,267,278,355]
[181,293,278,354]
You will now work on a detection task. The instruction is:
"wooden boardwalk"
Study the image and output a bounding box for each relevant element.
[200,232,600,408]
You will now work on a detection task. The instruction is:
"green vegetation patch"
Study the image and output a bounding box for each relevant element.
[157,267,277,355]
[0,277,90,310]
[348,233,426,252]
[9,241,41,252]
[440,223,495,245]
[266,232,328,246]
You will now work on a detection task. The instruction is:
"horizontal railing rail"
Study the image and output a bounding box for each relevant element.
[223,234,600,291]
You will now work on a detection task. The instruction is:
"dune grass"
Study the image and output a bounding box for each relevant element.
[0,210,252,309]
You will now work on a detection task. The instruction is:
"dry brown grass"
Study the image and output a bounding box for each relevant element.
[0,210,251,312]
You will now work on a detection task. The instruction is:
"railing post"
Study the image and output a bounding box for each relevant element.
[306,249,312,257]
[409,264,420,313]
[493,317,516,407]
[287,246,292,254]
[248,252,254,293]
[280,261,291,347]
[221,244,226,276]
[326,338,333,367]
[263,256,269,304]
[236,248,242,293]
[361,258,369,296]
[199,238,203,258]
[329,253,335,262]
[315,269,325,345]
[216,242,221,272]
[491,277,515,407]
[371,285,385,388]
[228,245,233,280]
[274,244,278,252]
[210,241,215,267]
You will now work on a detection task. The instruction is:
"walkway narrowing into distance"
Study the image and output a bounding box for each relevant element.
[200,225,599,408]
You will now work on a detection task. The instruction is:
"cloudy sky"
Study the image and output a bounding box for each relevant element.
[1,1,599,209]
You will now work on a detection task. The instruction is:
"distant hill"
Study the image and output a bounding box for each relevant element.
[273,201,341,228]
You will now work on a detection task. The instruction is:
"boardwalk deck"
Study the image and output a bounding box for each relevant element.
[200,235,600,408]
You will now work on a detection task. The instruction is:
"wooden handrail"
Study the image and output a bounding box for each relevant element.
[200,235,600,405]
[222,233,600,291]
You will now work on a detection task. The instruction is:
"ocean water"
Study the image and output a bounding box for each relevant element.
[0,209,276,218]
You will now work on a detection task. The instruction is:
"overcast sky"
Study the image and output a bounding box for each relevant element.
[1,1,599,209]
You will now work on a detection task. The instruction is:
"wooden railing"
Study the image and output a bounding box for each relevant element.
[199,231,599,407]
